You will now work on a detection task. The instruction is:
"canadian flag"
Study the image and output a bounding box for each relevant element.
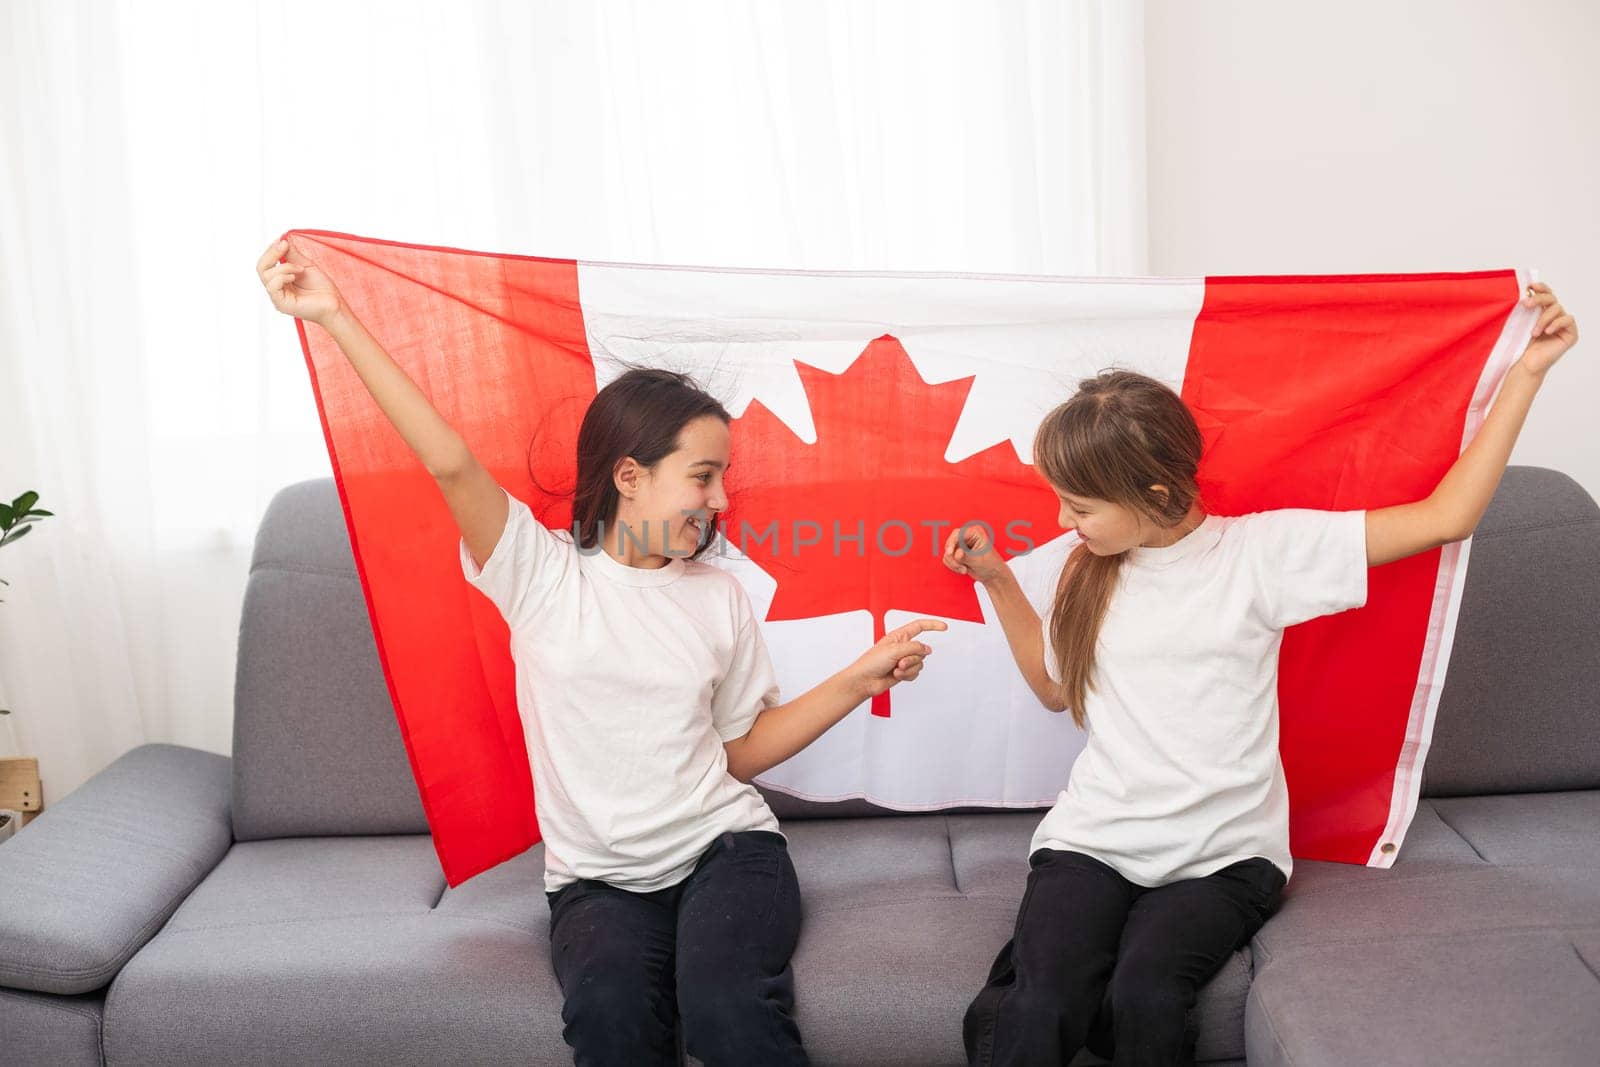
[287,230,1534,887]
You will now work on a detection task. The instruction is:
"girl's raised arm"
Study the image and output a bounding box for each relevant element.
[256,238,508,567]
[1366,282,1578,568]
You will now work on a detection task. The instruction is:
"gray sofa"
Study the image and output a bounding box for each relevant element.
[3,465,1598,1066]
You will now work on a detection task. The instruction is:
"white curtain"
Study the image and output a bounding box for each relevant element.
[0,0,1146,802]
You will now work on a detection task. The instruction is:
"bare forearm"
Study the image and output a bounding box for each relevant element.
[321,308,475,477]
[982,568,1065,712]
[1430,361,1546,540]
[725,671,867,782]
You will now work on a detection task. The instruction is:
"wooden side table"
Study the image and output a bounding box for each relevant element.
[0,756,43,832]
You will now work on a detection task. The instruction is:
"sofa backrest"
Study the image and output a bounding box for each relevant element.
[231,466,1600,839]
[1422,465,1600,796]
[232,480,428,840]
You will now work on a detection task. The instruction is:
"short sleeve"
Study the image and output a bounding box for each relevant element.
[1243,509,1369,629]
[710,583,782,742]
[459,488,573,631]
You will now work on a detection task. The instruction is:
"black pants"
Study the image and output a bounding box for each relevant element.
[963,848,1286,1067]
[546,829,808,1067]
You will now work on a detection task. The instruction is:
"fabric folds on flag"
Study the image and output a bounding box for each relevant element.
[287,229,1533,886]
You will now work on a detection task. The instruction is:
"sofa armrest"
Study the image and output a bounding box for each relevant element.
[0,743,231,994]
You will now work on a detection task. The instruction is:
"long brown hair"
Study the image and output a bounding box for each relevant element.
[1033,371,1204,727]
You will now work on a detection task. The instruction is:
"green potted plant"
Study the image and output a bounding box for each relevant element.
[1,491,51,833]
[0,490,53,717]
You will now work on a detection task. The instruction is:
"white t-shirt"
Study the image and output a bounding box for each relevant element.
[1031,508,1369,886]
[461,489,781,893]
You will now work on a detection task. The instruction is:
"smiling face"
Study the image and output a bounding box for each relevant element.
[1052,486,1172,555]
[1056,489,1145,556]
[612,414,730,563]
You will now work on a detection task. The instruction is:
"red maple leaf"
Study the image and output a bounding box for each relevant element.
[724,335,1063,716]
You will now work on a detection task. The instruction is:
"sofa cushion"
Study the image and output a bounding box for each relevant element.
[1254,795,1600,960]
[232,480,428,841]
[1257,861,1600,961]
[1245,929,1600,1066]
[0,744,232,995]
[1425,466,1600,797]
[947,811,1045,897]
[0,986,104,1067]
[102,836,568,1066]
[1246,793,1600,1065]
[106,911,565,1066]
[103,814,1255,1065]
[785,814,962,908]
[1429,790,1600,867]
[146,835,447,927]
[786,814,1253,1064]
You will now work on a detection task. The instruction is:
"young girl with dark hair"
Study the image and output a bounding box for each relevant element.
[258,238,946,1066]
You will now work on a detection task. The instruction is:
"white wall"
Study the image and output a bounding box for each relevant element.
[1145,0,1600,498]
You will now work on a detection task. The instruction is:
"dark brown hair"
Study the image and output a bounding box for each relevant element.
[1033,370,1204,727]
[570,368,731,560]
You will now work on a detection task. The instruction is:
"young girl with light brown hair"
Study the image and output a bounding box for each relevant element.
[944,283,1577,1066]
